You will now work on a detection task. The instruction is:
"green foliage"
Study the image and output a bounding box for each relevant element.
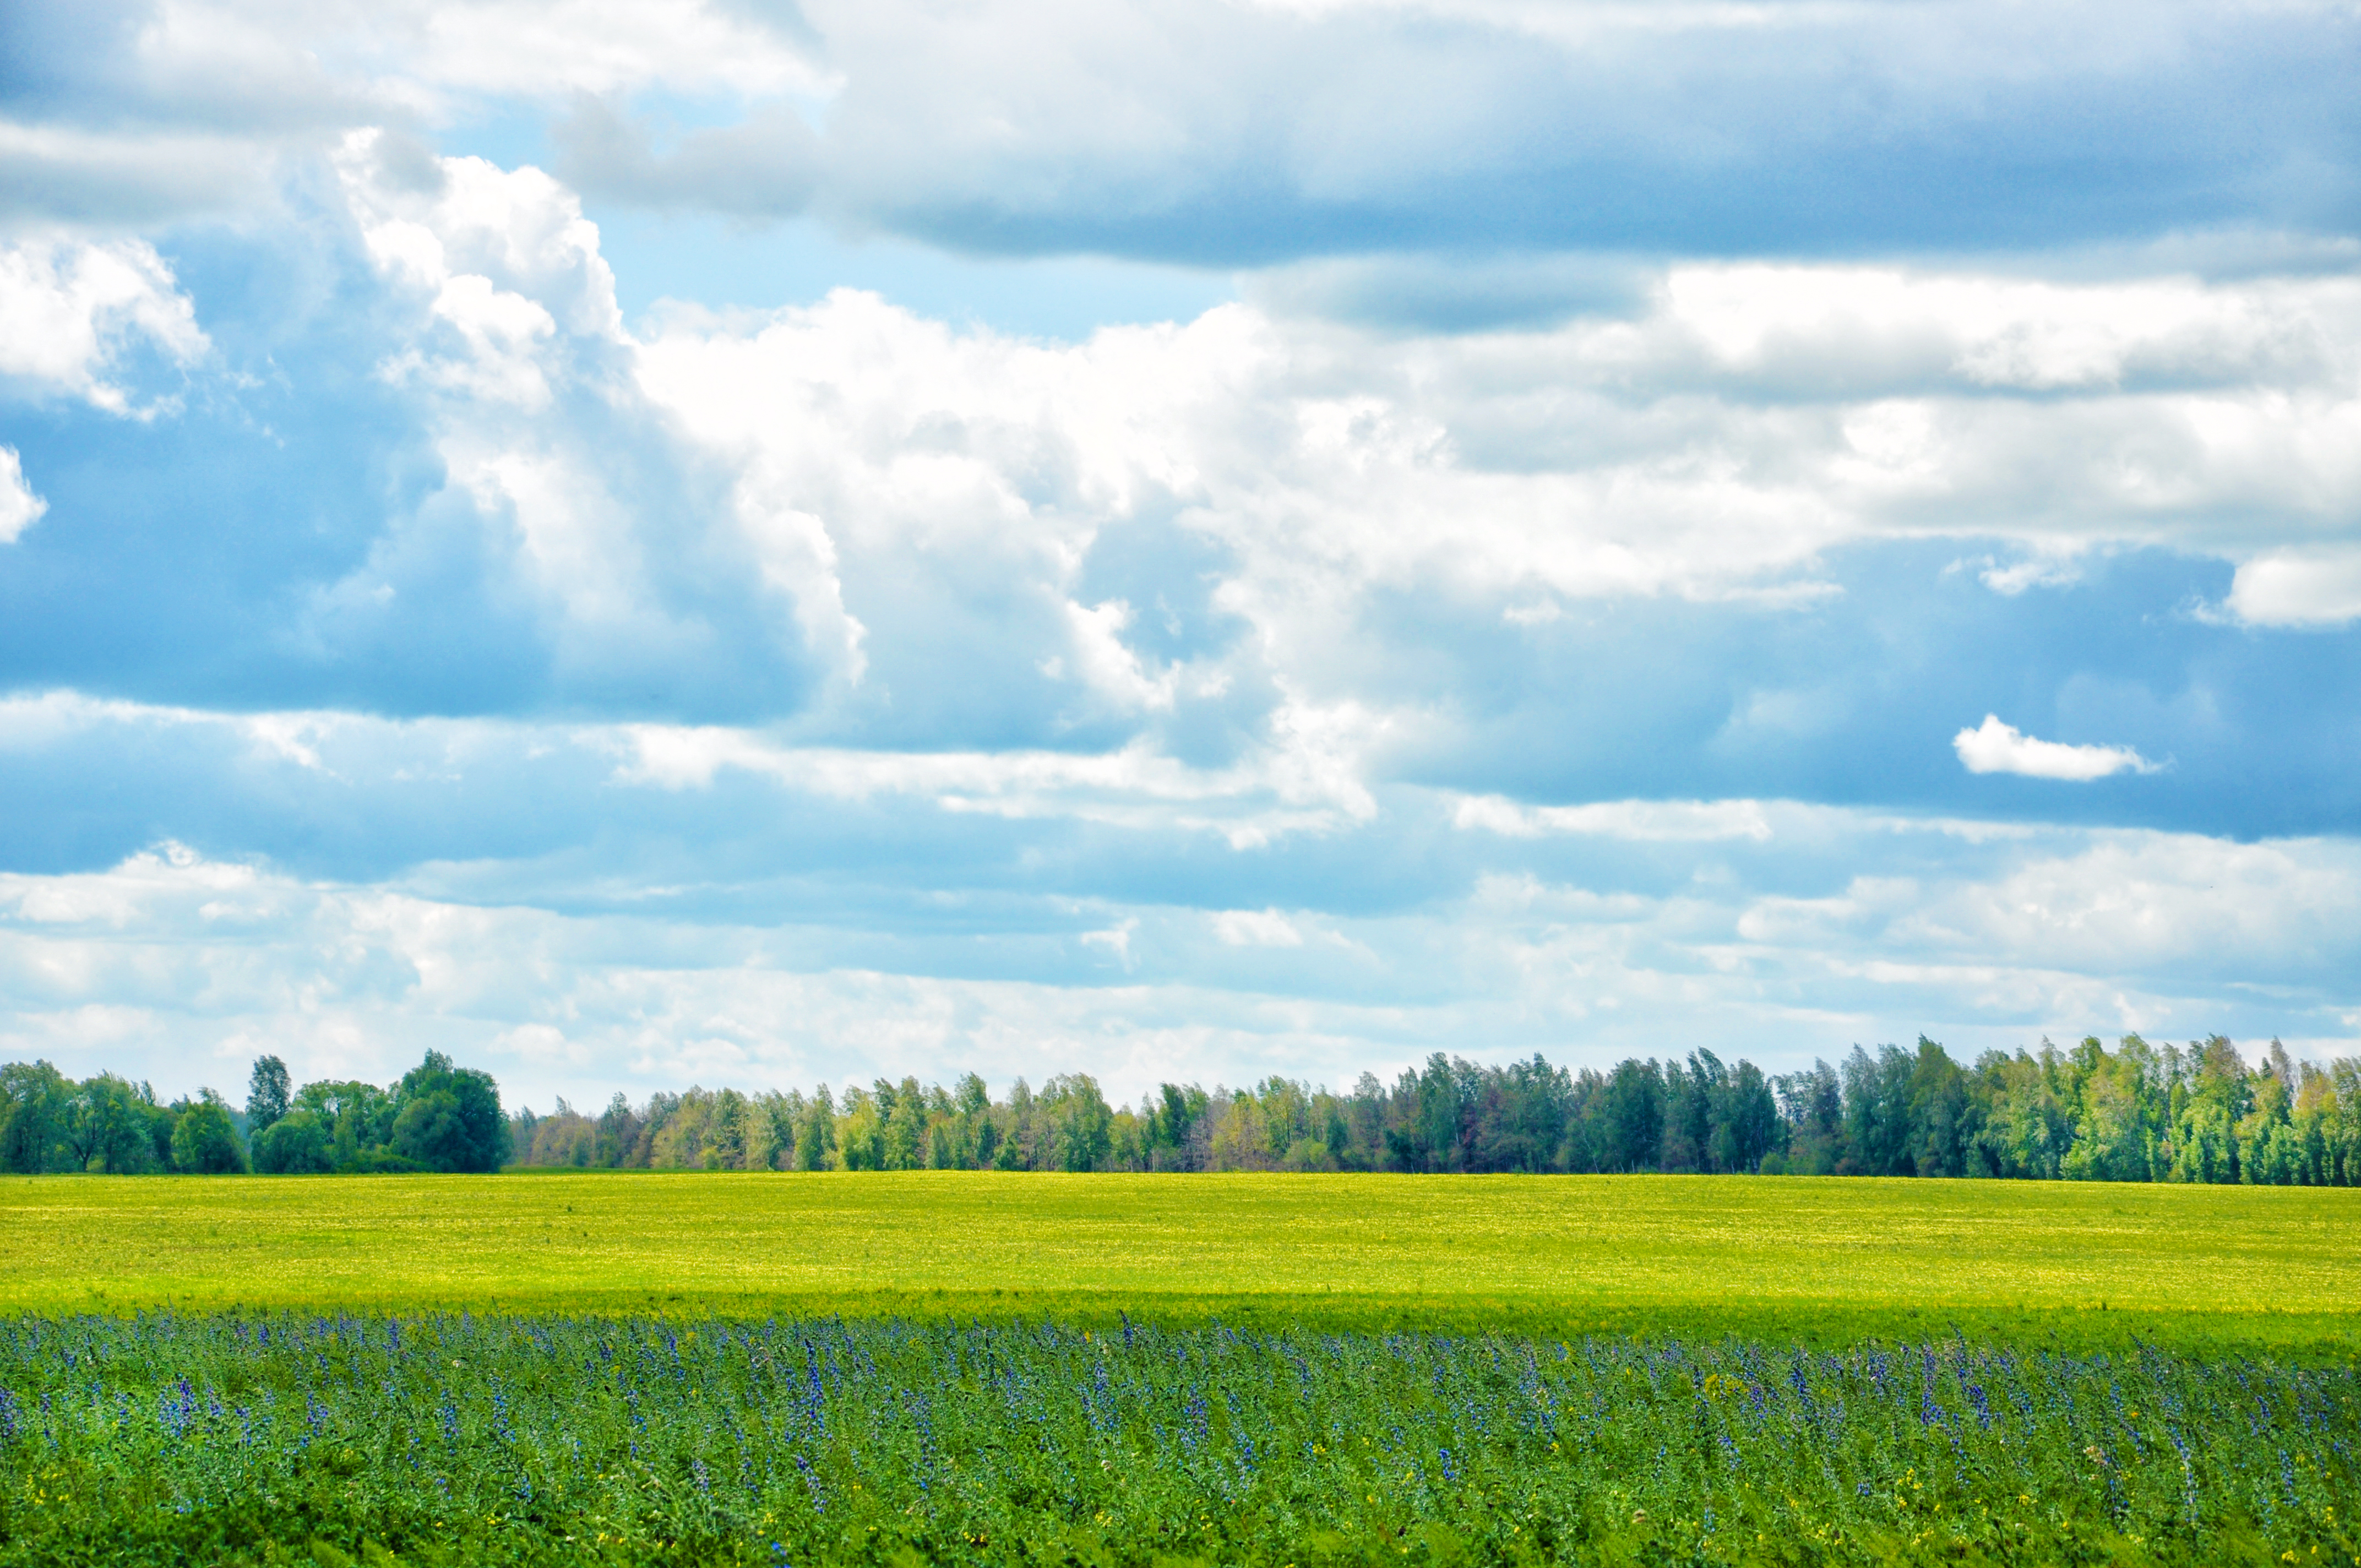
[0,1060,74,1174]
[2,1050,515,1180]
[391,1052,510,1174]
[253,1112,336,1176]
[67,1074,172,1174]
[13,1033,2361,1190]
[247,1055,291,1139]
[169,1095,249,1175]
[0,1311,2352,1566]
[499,1033,2361,1188]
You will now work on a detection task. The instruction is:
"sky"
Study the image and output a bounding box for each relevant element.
[2,0,2359,1114]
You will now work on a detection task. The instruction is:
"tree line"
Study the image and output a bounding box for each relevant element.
[0,1052,508,1175]
[512,1033,2361,1185]
[7,1033,2358,1184]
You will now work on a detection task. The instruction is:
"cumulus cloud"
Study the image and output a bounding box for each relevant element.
[4,0,2360,1100]
[623,258,2361,763]
[0,690,2354,1101]
[0,448,46,544]
[0,239,208,412]
[9,165,2359,819]
[1953,715,2158,782]
[2224,549,2361,628]
[4,815,2355,1108]
[1739,829,2361,992]
[295,129,859,716]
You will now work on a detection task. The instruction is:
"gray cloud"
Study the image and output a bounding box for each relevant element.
[784,0,2361,264]
[13,0,2358,259]
[7,3,2361,1095]
[551,95,821,217]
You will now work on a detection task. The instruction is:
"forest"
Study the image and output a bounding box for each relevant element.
[5,1033,2359,1185]
[0,1050,507,1176]
[513,1034,2361,1184]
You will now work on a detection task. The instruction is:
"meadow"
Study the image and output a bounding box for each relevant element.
[2,1174,2357,1564]
[2,1170,2357,1351]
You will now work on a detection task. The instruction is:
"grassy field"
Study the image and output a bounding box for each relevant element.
[4,1171,2356,1352]
[8,1308,2356,1566]
[4,1174,2358,1563]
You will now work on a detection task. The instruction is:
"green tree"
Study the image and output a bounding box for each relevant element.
[1719,1060,1781,1173]
[170,1093,248,1174]
[1840,1045,1916,1176]
[0,1060,75,1173]
[2167,1036,2250,1184]
[69,1074,164,1173]
[1595,1059,1664,1174]
[1974,1048,2072,1179]
[880,1077,926,1170]
[252,1109,336,1174]
[2062,1039,2147,1182]
[1773,1061,1845,1175]
[246,1055,291,1137]
[1040,1073,1114,1172]
[1146,1082,1206,1170]
[2291,1061,2337,1185]
[836,1086,884,1170]
[389,1051,509,1172]
[794,1085,836,1172]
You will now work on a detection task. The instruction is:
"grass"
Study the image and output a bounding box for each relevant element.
[2,1309,2355,1566]
[4,1172,2357,1355]
[4,1175,2357,1563]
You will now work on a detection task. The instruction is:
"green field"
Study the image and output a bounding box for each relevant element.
[6,1171,2357,1353]
[6,1173,2359,1563]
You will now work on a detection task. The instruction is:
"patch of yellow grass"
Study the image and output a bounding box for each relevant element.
[5,1172,2354,1349]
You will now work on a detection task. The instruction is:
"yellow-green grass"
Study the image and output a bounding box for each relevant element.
[5,1171,2356,1354]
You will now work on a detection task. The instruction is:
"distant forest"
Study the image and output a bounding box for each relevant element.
[5,1035,2358,1184]
[0,1052,506,1176]
[516,1034,2360,1185]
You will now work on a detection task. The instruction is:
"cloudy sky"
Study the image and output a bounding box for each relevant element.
[3,0,2359,1112]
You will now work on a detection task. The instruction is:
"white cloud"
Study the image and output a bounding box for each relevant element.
[1454,795,1773,842]
[1211,908,1303,948]
[1974,547,2086,596]
[0,447,47,543]
[2224,549,2361,628]
[1077,918,1138,969]
[7,818,2354,1109]
[1952,715,2158,782]
[6,0,2361,1113]
[1742,830,2361,986]
[58,134,2353,758]
[375,0,829,101]
[318,129,860,699]
[0,239,209,413]
[1058,598,1180,713]
[623,260,2361,709]
[608,719,1374,848]
[0,118,281,230]
[0,0,824,228]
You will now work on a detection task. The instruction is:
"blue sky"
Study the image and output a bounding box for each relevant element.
[3,0,2359,1110]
